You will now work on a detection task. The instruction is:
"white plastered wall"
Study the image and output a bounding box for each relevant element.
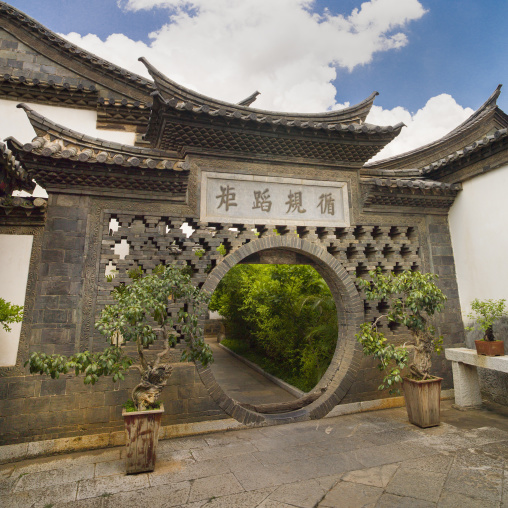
[448,163,508,319]
[0,234,33,366]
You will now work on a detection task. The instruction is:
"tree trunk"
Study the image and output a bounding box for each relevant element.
[132,364,173,410]
[410,330,433,379]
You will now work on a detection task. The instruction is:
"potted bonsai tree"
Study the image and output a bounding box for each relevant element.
[26,264,213,474]
[466,298,506,356]
[355,269,446,428]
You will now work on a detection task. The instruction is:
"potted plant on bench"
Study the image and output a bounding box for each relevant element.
[466,298,506,356]
[355,269,446,428]
[26,264,213,474]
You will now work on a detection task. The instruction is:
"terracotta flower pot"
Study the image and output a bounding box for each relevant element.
[122,404,164,474]
[402,377,442,428]
[474,340,505,356]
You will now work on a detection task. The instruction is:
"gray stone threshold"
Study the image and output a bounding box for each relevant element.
[0,389,454,465]
[217,342,305,398]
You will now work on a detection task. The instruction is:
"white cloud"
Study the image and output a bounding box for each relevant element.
[61,0,426,113]
[60,1,475,161]
[367,94,475,162]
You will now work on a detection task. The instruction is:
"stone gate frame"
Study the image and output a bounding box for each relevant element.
[200,236,365,424]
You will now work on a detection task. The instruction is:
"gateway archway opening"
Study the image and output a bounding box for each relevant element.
[208,261,338,408]
[198,237,364,425]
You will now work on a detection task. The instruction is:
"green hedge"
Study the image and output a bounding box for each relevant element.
[209,264,337,392]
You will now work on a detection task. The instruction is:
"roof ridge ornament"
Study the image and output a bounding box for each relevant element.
[237,91,260,107]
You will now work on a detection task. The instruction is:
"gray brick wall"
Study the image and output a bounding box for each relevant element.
[0,192,465,444]
[0,28,95,87]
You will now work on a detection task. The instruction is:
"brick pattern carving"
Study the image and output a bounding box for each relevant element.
[158,123,384,162]
[96,214,422,349]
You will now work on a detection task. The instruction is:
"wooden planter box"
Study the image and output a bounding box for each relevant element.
[402,377,442,428]
[122,404,164,474]
[475,340,505,356]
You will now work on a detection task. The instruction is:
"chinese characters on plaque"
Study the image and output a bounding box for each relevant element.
[216,186,336,216]
[202,172,349,227]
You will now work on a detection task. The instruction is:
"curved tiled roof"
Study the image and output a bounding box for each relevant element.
[140,57,380,125]
[0,73,99,108]
[0,2,154,95]
[14,103,181,171]
[364,85,508,172]
[0,195,46,210]
[9,105,189,196]
[0,195,47,225]
[420,128,508,175]
[151,91,403,136]
[361,177,461,192]
[360,176,461,210]
[1,73,99,94]
[0,140,34,195]
[237,91,260,107]
[146,88,404,163]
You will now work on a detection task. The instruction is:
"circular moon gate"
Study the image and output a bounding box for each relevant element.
[198,236,364,426]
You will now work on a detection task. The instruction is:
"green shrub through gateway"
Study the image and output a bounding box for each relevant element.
[209,264,338,392]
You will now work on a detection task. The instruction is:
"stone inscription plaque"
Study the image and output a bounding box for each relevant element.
[200,172,350,226]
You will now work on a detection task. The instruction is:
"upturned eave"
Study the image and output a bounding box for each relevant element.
[139,57,380,126]
[364,85,508,172]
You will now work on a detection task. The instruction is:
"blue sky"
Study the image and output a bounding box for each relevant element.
[6,0,508,159]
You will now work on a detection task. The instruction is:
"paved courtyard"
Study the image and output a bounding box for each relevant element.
[1,400,508,508]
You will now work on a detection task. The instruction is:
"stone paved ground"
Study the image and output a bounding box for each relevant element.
[2,400,508,508]
[206,338,297,405]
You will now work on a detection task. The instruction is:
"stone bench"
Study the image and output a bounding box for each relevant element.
[445,347,508,409]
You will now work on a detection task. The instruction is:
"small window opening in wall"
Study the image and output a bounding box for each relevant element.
[364,244,377,261]
[388,226,401,240]
[406,227,417,241]
[355,262,368,277]
[353,225,367,240]
[346,244,359,260]
[382,244,395,259]
[393,262,404,274]
[105,260,117,279]
[114,239,130,260]
[181,222,195,238]
[376,300,390,314]
[109,217,119,235]
[400,245,412,258]
[335,227,349,239]
[371,226,383,240]
[388,321,401,333]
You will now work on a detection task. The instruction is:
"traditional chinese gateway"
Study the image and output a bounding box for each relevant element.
[0,2,507,446]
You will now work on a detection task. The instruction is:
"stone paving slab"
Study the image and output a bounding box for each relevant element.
[2,400,508,508]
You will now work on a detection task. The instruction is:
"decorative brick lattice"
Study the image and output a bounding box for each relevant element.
[97,214,422,348]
